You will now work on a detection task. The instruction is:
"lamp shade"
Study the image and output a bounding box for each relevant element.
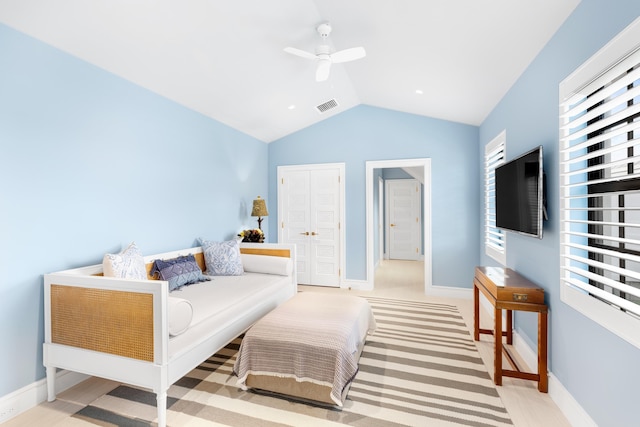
[251,196,268,217]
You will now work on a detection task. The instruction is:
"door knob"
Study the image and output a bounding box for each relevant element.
[300,231,310,236]
[390,223,396,227]
[311,231,318,236]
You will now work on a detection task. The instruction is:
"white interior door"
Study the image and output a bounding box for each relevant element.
[309,169,341,286]
[280,170,311,284]
[387,179,421,260]
[278,164,344,287]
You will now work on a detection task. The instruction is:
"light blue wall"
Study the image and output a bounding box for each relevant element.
[0,24,268,397]
[268,105,479,286]
[479,2,640,426]
[4,2,636,424]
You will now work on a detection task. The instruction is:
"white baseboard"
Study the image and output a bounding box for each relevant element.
[0,370,88,424]
[342,279,373,291]
[345,281,473,300]
[548,372,598,427]
[511,330,537,372]
[512,331,597,427]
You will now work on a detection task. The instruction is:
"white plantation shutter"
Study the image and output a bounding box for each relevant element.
[485,131,506,264]
[559,17,640,348]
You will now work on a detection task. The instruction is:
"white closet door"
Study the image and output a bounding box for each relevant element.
[278,164,344,287]
[387,179,421,260]
[310,168,341,286]
[280,170,311,284]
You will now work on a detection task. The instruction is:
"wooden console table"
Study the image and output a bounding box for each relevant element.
[473,266,548,392]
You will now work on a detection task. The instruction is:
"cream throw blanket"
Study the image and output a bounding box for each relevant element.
[234,292,377,406]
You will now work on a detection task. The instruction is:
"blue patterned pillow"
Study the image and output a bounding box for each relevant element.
[150,254,210,292]
[199,238,244,276]
[103,242,147,280]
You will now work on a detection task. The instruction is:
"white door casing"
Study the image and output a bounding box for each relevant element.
[378,176,384,262]
[386,179,421,260]
[278,164,344,287]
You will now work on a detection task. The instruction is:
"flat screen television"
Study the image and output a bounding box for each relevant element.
[495,146,546,239]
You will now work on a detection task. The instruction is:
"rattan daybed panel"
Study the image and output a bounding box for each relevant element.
[50,285,154,362]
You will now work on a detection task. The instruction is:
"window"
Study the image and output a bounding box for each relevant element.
[559,17,640,348]
[485,131,506,264]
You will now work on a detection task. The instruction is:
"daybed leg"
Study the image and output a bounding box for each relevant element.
[46,366,56,402]
[157,391,167,427]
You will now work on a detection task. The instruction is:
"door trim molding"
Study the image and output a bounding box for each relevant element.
[377,176,384,262]
[366,159,432,293]
[277,162,346,288]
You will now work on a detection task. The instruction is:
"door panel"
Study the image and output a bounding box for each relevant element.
[281,170,311,284]
[310,168,340,286]
[388,179,421,260]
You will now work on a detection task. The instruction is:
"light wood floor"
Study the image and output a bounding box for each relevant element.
[370,260,571,427]
[3,260,571,426]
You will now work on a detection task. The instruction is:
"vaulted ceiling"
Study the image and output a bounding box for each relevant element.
[0,0,580,142]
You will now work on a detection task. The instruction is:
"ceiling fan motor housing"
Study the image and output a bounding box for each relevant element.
[317,22,332,39]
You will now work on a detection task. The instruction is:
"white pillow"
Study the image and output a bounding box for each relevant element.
[102,242,147,280]
[241,254,293,276]
[167,297,193,336]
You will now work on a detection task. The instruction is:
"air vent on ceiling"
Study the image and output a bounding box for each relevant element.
[316,98,339,114]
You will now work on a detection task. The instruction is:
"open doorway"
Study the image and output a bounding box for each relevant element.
[366,159,432,294]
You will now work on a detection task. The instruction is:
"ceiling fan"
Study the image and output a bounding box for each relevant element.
[284,22,366,82]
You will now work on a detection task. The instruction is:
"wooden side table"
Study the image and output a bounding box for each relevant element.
[473,266,548,392]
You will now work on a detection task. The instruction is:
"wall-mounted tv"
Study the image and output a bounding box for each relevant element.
[495,146,546,239]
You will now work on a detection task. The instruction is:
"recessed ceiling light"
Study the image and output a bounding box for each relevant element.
[415,89,424,95]
[288,104,296,110]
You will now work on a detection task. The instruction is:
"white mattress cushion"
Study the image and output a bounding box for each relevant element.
[167,296,193,336]
[241,254,293,276]
[168,272,292,358]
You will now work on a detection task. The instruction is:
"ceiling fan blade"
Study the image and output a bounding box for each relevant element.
[316,59,332,82]
[330,46,366,64]
[284,47,317,60]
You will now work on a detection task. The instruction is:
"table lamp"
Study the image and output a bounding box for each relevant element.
[251,196,268,230]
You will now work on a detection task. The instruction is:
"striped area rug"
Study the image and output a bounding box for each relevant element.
[71,296,512,426]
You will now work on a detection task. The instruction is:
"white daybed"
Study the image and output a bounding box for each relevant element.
[43,242,296,427]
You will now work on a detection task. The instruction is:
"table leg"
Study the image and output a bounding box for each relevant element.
[538,311,548,392]
[506,309,513,345]
[494,305,502,386]
[473,284,480,341]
